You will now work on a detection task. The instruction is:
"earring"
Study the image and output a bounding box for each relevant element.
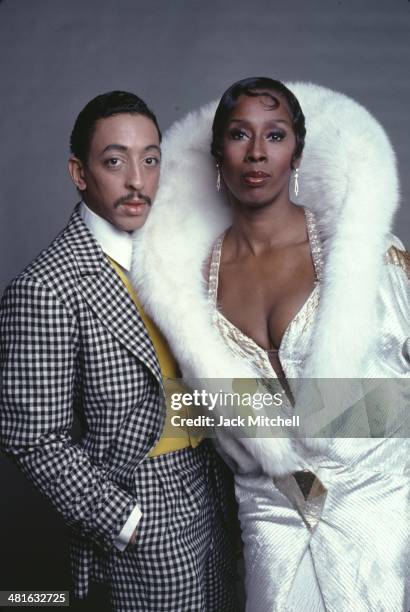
[294,167,299,197]
[216,164,221,192]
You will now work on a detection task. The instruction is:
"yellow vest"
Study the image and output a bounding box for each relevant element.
[108,257,201,456]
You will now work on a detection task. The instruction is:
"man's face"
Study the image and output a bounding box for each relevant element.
[70,113,161,232]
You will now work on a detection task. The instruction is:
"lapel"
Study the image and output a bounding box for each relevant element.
[65,207,162,385]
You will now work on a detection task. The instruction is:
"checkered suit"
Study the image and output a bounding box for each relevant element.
[0,206,237,611]
[107,444,237,611]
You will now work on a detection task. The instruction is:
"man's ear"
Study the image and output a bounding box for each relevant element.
[68,157,87,191]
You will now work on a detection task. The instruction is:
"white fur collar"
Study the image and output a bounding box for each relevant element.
[130,83,399,474]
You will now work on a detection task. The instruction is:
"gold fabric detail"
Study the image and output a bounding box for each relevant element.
[274,472,327,532]
[385,246,410,279]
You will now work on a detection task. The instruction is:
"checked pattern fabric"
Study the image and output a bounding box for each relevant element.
[106,444,237,611]
[0,206,237,608]
[0,207,164,597]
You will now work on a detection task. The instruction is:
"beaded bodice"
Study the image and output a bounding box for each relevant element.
[207,208,324,380]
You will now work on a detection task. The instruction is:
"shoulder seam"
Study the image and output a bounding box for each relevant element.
[5,274,78,320]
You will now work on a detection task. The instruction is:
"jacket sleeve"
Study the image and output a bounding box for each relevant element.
[0,276,138,552]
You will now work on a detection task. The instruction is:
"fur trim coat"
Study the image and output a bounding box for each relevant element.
[130,83,410,476]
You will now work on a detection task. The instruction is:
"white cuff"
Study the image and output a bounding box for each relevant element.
[114,503,142,551]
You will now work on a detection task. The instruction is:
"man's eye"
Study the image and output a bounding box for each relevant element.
[267,131,286,141]
[105,158,121,167]
[229,128,248,140]
[145,157,160,166]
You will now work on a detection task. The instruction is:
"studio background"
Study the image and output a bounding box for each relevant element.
[1,0,409,599]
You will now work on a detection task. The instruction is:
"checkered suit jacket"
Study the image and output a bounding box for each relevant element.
[0,206,166,596]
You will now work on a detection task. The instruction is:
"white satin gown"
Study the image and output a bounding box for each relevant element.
[208,209,410,612]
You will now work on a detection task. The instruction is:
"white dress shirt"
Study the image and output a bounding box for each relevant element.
[80,201,142,551]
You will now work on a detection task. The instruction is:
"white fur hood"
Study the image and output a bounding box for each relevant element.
[130,83,400,475]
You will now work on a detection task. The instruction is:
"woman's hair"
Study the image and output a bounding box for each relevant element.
[211,77,306,165]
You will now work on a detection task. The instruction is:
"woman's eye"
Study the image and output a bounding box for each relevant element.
[145,156,160,166]
[229,128,248,140]
[267,131,286,141]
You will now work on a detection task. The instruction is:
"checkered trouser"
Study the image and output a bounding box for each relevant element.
[106,443,237,612]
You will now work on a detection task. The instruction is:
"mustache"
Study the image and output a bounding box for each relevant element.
[113,192,152,208]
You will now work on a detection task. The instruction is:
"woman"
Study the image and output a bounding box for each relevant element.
[131,78,410,611]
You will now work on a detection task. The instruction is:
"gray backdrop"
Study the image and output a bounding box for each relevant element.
[0,0,409,601]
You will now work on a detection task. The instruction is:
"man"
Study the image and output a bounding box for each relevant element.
[0,91,236,611]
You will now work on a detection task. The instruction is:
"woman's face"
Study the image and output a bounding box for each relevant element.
[221,91,297,209]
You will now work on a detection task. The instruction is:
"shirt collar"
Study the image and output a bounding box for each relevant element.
[79,201,133,272]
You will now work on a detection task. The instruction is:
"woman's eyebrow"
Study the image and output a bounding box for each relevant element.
[228,118,290,125]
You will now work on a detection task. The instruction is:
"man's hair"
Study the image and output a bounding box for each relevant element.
[211,77,306,165]
[70,90,161,163]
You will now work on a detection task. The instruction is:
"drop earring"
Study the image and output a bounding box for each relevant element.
[294,167,299,197]
[216,164,221,192]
